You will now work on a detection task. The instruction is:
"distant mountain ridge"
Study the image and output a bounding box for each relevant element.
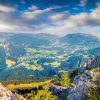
[61,33,100,48]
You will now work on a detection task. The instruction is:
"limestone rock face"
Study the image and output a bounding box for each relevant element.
[0,83,13,100]
[67,71,94,100]
[67,56,100,100]
[97,78,100,84]
[0,83,24,100]
[47,84,68,99]
[81,56,100,68]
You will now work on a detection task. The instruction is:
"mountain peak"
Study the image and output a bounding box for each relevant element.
[60,33,100,47]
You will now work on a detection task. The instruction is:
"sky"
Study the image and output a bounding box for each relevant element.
[0,0,100,37]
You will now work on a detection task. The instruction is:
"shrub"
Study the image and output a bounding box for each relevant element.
[83,86,100,100]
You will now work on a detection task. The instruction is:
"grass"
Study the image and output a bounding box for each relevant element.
[6,80,52,91]
[6,59,16,67]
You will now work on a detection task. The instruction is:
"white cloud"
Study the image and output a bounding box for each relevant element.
[67,6,100,27]
[49,11,69,22]
[66,13,89,27]
[0,5,15,13]
[79,0,87,6]
[36,6,100,37]
[90,6,100,22]
[28,5,38,11]
[23,6,62,20]
[0,4,100,38]
[23,8,51,20]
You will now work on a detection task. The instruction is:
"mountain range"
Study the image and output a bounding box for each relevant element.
[0,33,100,81]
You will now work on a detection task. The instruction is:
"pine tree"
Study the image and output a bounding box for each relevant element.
[60,72,71,88]
[34,86,57,100]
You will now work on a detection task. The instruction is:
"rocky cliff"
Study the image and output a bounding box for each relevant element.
[81,56,100,68]
[0,83,24,100]
[67,56,100,100]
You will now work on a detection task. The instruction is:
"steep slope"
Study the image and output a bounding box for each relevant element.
[0,83,12,100]
[0,66,56,81]
[0,83,24,100]
[88,46,100,55]
[67,56,100,100]
[0,47,6,71]
[81,56,100,68]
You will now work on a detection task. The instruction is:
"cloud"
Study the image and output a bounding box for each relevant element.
[35,5,100,37]
[22,6,62,20]
[49,11,69,22]
[0,5,16,13]
[67,6,100,27]
[0,4,100,38]
[79,0,87,6]
[28,5,38,11]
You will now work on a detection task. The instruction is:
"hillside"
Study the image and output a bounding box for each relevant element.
[1,56,99,100]
[67,56,100,100]
[60,33,100,48]
[0,33,100,81]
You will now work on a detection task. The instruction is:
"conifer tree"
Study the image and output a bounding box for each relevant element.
[60,72,71,88]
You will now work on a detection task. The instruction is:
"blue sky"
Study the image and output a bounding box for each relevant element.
[0,0,100,37]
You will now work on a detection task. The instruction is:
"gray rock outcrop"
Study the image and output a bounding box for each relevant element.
[81,56,100,68]
[0,83,24,100]
[67,56,100,100]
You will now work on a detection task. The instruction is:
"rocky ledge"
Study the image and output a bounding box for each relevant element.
[67,56,100,100]
[0,83,24,100]
[81,55,100,68]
